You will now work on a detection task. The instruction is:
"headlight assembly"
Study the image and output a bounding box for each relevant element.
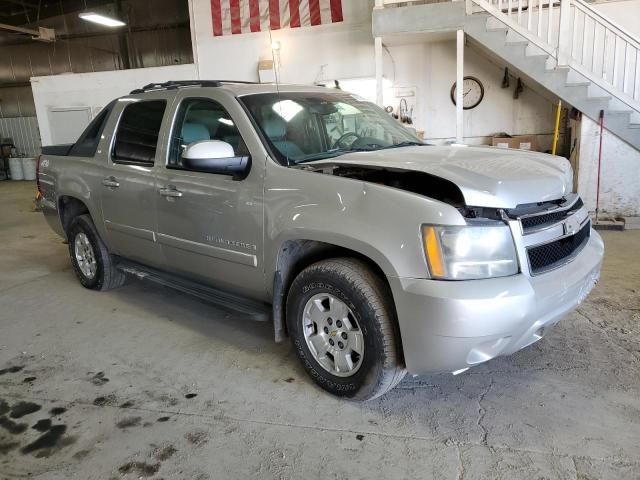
[422,223,518,280]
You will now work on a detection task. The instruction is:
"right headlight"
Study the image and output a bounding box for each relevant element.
[422,223,518,280]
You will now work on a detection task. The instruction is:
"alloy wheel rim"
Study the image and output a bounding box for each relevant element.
[74,232,97,279]
[301,293,364,377]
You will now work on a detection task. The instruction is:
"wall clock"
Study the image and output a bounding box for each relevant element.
[450,76,484,110]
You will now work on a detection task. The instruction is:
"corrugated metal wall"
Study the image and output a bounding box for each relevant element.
[0,86,36,117]
[0,117,41,156]
[0,0,192,118]
[0,26,193,84]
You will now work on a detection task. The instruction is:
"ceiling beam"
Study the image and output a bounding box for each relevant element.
[0,22,55,41]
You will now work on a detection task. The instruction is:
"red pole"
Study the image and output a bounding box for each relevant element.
[595,110,604,222]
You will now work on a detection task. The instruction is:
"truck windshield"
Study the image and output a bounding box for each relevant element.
[240,91,424,165]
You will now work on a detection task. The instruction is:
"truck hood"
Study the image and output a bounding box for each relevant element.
[311,145,572,209]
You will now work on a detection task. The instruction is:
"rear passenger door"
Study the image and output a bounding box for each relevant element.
[154,91,265,299]
[100,97,170,267]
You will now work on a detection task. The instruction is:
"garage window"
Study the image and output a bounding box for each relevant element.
[112,100,167,166]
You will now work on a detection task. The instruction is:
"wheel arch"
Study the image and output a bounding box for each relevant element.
[58,195,90,237]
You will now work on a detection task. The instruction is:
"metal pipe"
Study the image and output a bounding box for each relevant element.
[551,99,562,155]
[456,29,464,144]
[375,37,383,107]
[595,110,604,222]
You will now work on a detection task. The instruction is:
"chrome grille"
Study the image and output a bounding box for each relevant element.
[527,220,591,275]
[520,198,584,233]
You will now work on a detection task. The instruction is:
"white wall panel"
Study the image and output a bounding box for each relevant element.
[578,115,640,216]
[31,64,197,146]
[190,0,375,83]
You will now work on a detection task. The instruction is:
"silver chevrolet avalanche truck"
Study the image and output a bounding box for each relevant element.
[37,80,603,400]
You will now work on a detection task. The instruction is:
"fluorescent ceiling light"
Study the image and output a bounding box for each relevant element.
[79,12,126,27]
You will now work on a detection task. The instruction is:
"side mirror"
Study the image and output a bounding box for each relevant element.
[182,140,250,179]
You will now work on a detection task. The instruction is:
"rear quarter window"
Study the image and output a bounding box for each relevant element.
[112,100,167,166]
[68,101,116,157]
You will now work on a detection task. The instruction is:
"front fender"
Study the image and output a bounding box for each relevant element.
[264,163,466,279]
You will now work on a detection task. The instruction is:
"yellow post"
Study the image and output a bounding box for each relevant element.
[552,99,562,155]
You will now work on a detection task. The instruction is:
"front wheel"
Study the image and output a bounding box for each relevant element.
[286,258,406,401]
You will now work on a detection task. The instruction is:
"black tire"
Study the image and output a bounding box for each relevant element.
[67,214,126,291]
[286,258,406,401]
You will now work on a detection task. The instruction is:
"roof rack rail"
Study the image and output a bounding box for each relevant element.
[129,80,259,94]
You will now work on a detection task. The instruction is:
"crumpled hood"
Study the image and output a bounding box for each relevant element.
[313,145,573,209]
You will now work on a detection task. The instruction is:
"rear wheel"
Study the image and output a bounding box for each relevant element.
[67,214,126,291]
[287,258,405,400]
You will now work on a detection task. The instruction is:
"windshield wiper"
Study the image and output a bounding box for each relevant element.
[377,141,427,150]
[293,142,425,165]
[294,147,375,164]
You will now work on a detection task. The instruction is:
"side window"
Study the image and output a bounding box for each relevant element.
[112,100,166,166]
[168,98,248,169]
[69,100,116,157]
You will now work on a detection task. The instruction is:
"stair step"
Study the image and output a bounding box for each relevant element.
[545,65,571,73]
[585,96,612,103]
[485,16,507,31]
[525,52,548,59]
[505,39,529,46]
[566,81,591,88]
[607,110,633,117]
[487,26,508,32]
[503,43,527,56]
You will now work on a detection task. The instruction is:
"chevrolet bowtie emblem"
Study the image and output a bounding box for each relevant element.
[564,216,580,236]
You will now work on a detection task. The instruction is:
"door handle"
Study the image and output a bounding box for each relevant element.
[159,186,183,198]
[102,176,120,188]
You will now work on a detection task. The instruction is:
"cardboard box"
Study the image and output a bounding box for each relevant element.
[491,135,539,151]
[258,59,275,83]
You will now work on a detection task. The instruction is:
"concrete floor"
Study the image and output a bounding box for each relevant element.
[0,181,638,480]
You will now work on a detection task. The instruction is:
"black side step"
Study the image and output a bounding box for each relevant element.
[116,260,270,321]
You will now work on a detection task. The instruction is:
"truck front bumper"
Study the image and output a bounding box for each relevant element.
[389,230,604,375]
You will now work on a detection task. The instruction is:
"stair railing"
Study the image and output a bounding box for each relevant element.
[469,0,640,112]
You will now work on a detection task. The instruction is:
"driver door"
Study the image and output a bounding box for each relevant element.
[154,91,265,299]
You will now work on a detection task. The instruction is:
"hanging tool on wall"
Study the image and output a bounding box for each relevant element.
[551,99,562,155]
[514,78,523,99]
[399,98,408,123]
[501,67,510,88]
[397,98,413,124]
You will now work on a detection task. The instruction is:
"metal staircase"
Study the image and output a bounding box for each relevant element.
[466,0,640,149]
[377,0,640,150]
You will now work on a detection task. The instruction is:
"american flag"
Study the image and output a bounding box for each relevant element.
[210,0,344,36]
